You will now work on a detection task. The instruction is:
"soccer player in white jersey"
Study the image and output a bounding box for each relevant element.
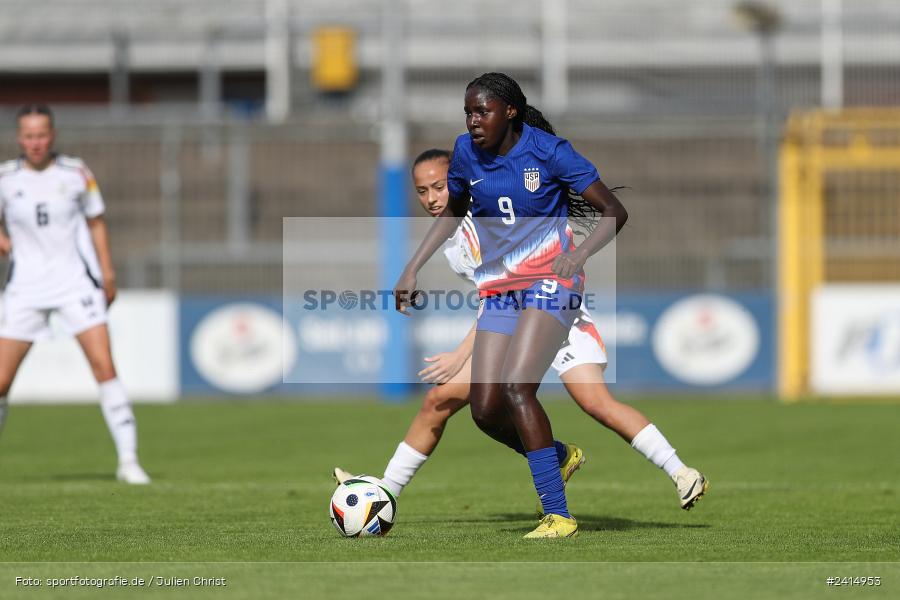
[336,149,707,511]
[0,104,150,484]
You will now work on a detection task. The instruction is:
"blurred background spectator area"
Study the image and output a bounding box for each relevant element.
[2,1,899,399]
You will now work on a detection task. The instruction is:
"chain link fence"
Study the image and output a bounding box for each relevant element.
[1,116,767,293]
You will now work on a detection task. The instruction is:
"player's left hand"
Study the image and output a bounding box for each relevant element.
[103,276,117,306]
[551,250,586,280]
[418,351,466,385]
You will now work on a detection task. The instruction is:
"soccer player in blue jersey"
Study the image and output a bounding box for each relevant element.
[395,73,630,538]
[336,144,708,518]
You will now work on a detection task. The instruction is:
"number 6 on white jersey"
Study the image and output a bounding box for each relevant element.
[498,196,515,224]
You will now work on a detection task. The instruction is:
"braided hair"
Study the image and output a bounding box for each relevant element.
[466,72,529,131]
[466,72,621,236]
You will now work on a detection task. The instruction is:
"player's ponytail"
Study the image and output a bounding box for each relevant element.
[518,98,618,237]
[523,104,628,237]
[522,105,555,135]
[568,186,629,237]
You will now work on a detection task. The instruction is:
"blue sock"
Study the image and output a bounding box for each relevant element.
[553,440,568,465]
[526,447,571,519]
[514,440,565,462]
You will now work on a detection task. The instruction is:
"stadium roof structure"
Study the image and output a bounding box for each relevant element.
[1,0,899,121]
[1,0,899,73]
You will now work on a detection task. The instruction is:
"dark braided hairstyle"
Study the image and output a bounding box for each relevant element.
[466,72,529,131]
[466,72,623,236]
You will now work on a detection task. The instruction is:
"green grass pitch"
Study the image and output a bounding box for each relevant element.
[0,397,897,599]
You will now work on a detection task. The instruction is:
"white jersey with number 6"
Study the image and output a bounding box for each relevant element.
[0,155,105,307]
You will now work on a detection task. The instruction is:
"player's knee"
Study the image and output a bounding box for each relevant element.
[500,382,530,409]
[578,397,613,424]
[469,385,503,431]
[469,401,497,434]
[422,386,444,412]
[420,387,450,422]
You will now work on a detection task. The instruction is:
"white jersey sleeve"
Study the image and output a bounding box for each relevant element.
[59,156,105,218]
[441,212,481,285]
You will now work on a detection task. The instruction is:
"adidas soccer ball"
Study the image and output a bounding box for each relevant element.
[329,476,396,537]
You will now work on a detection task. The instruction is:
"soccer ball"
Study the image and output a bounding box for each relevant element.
[329,475,396,537]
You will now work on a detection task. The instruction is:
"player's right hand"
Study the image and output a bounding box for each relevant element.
[392,271,418,315]
[0,235,11,256]
[103,276,118,306]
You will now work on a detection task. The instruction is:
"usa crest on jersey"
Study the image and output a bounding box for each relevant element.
[523,168,541,192]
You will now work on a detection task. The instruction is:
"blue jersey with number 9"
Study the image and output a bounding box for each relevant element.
[447,124,600,296]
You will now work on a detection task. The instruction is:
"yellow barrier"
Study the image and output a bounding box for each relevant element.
[778,108,900,399]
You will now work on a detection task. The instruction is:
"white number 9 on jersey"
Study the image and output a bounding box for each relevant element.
[498,196,515,224]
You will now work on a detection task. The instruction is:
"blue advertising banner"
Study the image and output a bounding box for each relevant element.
[180,292,774,395]
[607,292,774,392]
[180,296,287,395]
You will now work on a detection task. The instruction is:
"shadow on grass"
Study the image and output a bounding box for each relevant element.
[412,513,710,532]
[562,514,711,532]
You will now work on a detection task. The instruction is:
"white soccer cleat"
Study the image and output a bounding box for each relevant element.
[673,466,708,510]
[116,461,151,485]
[332,467,354,485]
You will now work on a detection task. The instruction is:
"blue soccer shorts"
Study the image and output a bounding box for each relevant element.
[476,279,583,336]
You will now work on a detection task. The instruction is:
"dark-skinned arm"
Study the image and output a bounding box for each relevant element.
[393,193,468,313]
[552,179,628,279]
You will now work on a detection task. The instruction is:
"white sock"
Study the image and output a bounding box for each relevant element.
[99,379,138,465]
[0,395,7,434]
[382,441,428,497]
[630,423,685,479]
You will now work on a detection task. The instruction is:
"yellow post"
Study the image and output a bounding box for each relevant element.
[778,114,806,400]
